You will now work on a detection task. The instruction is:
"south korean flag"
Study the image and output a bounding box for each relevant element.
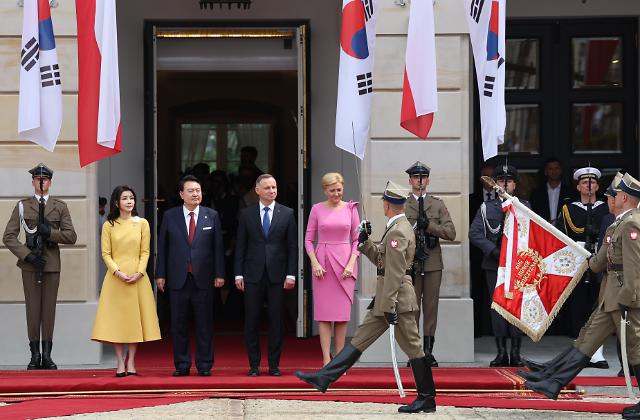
[334,0,378,159]
[18,0,63,152]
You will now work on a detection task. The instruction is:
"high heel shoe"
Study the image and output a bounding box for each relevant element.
[126,371,138,376]
[115,371,126,378]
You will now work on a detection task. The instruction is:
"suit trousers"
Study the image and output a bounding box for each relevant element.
[574,306,640,365]
[351,310,425,360]
[485,270,522,338]
[413,270,442,336]
[22,271,60,341]
[244,272,284,368]
[169,273,214,372]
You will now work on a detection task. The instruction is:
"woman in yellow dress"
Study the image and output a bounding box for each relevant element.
[92,186,161,377]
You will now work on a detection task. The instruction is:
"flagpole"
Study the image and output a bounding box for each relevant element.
[351,122,367,221]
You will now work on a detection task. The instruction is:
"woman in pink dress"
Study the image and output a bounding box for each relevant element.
[305,173,360,366]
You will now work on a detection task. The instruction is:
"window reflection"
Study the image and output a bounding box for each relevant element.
[499,104,540,154]
[506,39,539,90]
[572,103,622,153]
[572,37,622,88]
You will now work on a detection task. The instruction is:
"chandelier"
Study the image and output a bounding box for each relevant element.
[199,0,252,10]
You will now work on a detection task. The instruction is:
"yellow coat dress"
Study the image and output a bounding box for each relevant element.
[92,216,161,343]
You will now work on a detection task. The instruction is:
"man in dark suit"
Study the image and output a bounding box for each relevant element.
[156,175,225,377]
[529,158,574,225]
[235,174,297,377]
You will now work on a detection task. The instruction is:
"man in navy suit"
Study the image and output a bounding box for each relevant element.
[156,175,225,377]
[235,174,297,377]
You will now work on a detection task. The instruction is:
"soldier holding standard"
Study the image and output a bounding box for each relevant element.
[404,161,456,366]
[2,164,77,370]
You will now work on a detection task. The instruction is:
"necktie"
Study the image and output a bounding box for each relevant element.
[486,192,492,201]
[188,212,196,243]
[263,207,271,237]
[188,212,195,273]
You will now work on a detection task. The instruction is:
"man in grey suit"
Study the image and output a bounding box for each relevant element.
[469,164,528,367]
[235,174,297,377]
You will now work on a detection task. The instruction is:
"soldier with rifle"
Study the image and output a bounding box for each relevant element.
[404,162,456,367]
[556,166,610,368]
[2,164,77,370]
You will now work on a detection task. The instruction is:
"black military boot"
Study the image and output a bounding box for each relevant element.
[27,341,41,370]
[524,347,589,400]
[490,337,509,367]
[509,337,525,367]
[398,356,436,414]
[294,344,361,392]
[622,365,640,419]
[40,341,58,370]
[521,346,573,373]
[424,336,438,367]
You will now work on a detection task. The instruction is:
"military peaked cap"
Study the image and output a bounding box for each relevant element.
[493,164,517,180]
[382,180,409,205]
[573,166,601,181]
[605,172,624,197]
[405,161,431,177]
[618,173,640,198]
[28,163,53,179]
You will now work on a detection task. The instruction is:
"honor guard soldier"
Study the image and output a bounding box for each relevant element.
[295,181,436,414]
[2,164,77,370]
[404,161,456,367]
[469,164,528,367]
[556,167,610,368]
[520,173,640,418]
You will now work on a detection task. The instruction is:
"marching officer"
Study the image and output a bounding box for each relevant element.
[556,166,610,368]
[469,164,528,367]
[404,161,456,367]
[2,164,77,370]
[520,173,640,418]
[295,181,436,414]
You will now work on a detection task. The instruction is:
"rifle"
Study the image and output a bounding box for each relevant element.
[413,176,437,276]
[35,177,46,284]
[584,177,595,284]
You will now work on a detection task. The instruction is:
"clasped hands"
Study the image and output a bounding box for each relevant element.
[311,262,355,279]
[115,270,143,284]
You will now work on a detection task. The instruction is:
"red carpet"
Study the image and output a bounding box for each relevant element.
[574,376,638,386]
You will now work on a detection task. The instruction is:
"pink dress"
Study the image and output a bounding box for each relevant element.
[305,201,360,321]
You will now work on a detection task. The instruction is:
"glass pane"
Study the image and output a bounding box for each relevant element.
[506,38,539,90]
[499,104,540,154]
[226,123,271,176]
[572,37,622,88]
[180,123,217,172]
[572,103,622,153]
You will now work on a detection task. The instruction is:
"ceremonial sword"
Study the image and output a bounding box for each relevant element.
[389,324,406,398]
[620,313,636,400]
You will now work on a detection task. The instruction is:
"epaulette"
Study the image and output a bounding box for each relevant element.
[429,195,442,201]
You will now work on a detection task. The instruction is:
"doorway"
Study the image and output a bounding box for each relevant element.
[144,24,310,337]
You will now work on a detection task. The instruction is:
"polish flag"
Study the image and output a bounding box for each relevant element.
[400,0,437,139]
[18,0,62,152]
[76,0,122,167]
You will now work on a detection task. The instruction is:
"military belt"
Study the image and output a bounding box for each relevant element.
[377,269,412,276]
[608,263,623,272]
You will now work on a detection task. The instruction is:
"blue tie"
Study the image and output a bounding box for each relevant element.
[263,207,271,237]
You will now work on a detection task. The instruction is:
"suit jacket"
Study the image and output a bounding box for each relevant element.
[589,209,640,312]
[3,196,77,272]
[469,197,530,271]
[404,194,456,272]
[234,202,297,284]
[359,215,418,315]
[156,205,225,290]
[530,183,574,223]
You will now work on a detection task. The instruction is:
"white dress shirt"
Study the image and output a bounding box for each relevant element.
[34,194,49,203]
[183,205,200,233]
[387,213,405,228]
[547,183,561,222]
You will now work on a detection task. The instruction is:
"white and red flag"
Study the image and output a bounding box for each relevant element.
[18,0,62,152]
[76,0,122,167]
[464,0,506,161]
[334,0,378,159]
[492,196,591,341]
[400,0,437,139]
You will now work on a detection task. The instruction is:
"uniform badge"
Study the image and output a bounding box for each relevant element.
[390,240,399,248]
[606,236,611,243]
[630,231,638,241]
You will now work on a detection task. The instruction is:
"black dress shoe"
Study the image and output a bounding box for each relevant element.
[115,371,126,378]
[269,367,281,376]
[173,369,190,377]
[247,367,260,376]
[198,370,211,376]
[586,360,609,369]
[126,371,138,376]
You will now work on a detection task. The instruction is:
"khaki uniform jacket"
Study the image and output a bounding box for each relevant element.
[3,196,77,272]
[588,209,640,312]
[359,215,419,316]
[405,194,456,272]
